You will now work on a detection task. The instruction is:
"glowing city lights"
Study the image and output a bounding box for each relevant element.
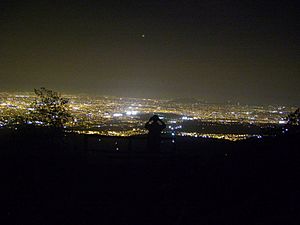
[0,92,296,142]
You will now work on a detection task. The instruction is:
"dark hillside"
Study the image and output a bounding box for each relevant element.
[2,129,299,225]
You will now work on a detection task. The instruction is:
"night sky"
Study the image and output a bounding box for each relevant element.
[0,0,299,105]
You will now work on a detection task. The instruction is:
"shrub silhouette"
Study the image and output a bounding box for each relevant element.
[30,87,72,128]
[287,108,300,126]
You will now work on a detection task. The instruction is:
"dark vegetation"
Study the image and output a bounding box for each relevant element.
[2,87,73,129]
[30,87,72,128]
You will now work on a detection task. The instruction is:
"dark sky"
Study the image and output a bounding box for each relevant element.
[0,0,299,105]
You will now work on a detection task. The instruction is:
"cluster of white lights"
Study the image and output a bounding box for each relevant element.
[25,121,44,125]
[111,111,139,117]
[278,120,287,124]
[113,113,123,117]
[182,116,194,120]
[126,110,138,116]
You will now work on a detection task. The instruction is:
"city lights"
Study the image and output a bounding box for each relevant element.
[0,92,296,141]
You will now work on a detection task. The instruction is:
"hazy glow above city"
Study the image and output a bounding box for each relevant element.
[0,1,299,105]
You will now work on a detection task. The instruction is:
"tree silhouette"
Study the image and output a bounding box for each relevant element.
[30,87,72,128]
[287,108,300,126]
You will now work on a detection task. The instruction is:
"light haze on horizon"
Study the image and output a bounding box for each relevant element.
[0,0,299,105]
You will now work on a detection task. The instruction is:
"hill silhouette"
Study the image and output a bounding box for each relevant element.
[2,128,299,225]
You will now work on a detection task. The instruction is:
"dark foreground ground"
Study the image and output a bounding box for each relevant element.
[1,129,300,225]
